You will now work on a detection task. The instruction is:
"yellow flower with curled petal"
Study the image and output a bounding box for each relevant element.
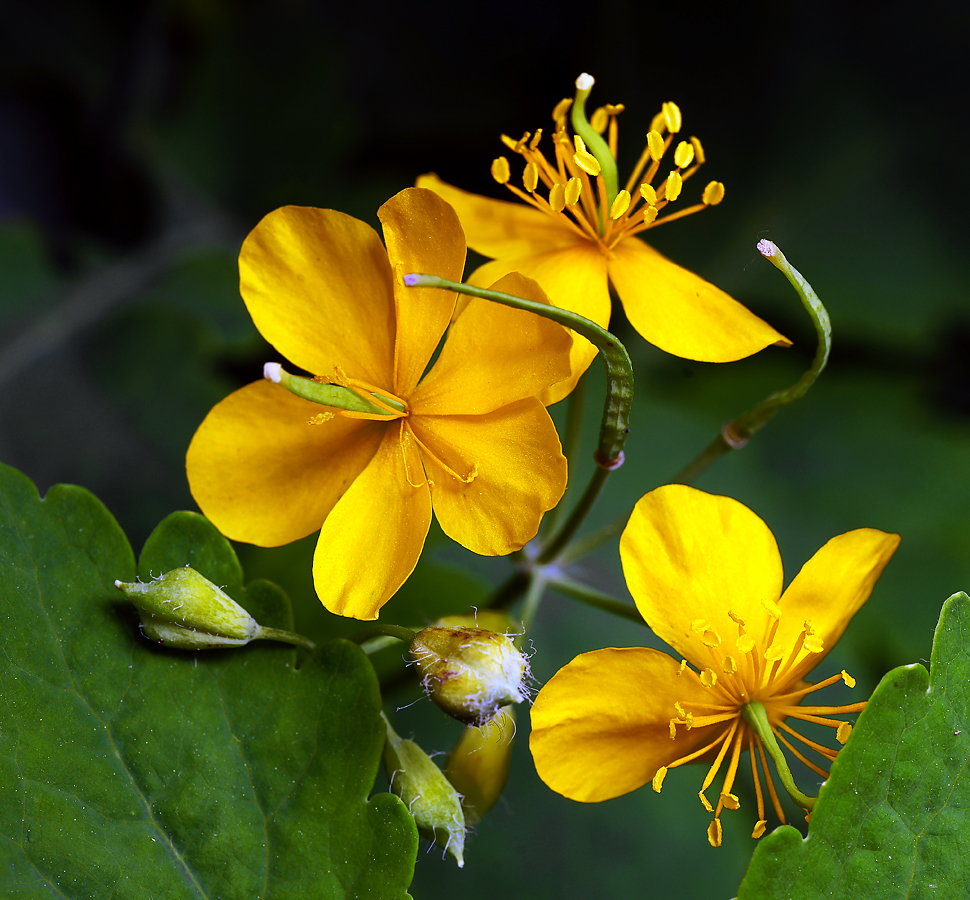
[186,187,571,621]
[530,484,900,845]
[419,74,790,403]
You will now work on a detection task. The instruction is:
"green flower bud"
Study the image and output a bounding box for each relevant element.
[411,625,529,727]
[382,713,465,867]
[115,567,314,652]
[446,706,515,826]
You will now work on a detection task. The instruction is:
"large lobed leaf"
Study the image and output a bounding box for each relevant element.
[738,591,970,899]
[0,463,416,898]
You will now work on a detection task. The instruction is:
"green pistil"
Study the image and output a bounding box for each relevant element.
[742,701,817,810]
[266,363,404,415]
[571,74,618,207]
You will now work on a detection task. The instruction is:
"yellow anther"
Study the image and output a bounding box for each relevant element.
[573,134,587,154]
[652,766,668,792]
[573,149,601,177]
[803,619,816,635]
[684,712,694,730]
[761,598,782,620]
[720,792,740,811]
[513,131,531,153]
[500,133,517,150]
[646,130,665,161]
[674,141,695,168]
[604,103,625,115]
[701,629,721,648]
[765,646,785,663]
[523,161,539,193]
[699,791,713,813]
[728,610,746,626]
[668,719,678,739]
[641,206,659,226]
[803,635,825,654]
[551,97,573,125]
[564,177,582,206]
[649,110,667,133]
[665,171,683,203]
[491,157,511,184]
[721,655,737,675]
[308,412,335,424]
[590,107,608,134]
[708,818,722,848]
[663,101,682,133]
[609,190,631,219]
[677,658,688,675]
[837,722,853,745]
[529,129,543,150]
[691,619,709,634]
[700,668,717,688]
[639,183,657,205]
[842,670,856,688]
[736,634,755,654]
[702,181,725,205]
[752,820,767,839]
[549,182,566,212]
[674,701,687,717]
[690,136,706,164]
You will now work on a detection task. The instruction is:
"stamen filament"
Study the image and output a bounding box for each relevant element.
[778,706,864,722]
[756,736,787,824]
[777,723,837,767]
[700,718,740,793]
[407,426,477,484]
[747,730,766,825]
[771,672,846,701]
[666,728,733,771]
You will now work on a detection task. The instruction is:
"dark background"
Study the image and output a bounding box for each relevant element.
[2,1,968,896]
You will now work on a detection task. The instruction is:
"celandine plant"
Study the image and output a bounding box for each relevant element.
[3,73,967,900]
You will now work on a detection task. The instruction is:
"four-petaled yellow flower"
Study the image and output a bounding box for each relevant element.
[187,187,571,620]
[530,484,900,846]
[419,75,790,403]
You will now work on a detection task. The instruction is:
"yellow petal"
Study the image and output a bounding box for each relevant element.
[239,206,395,386]
[417,173,579,258]
[778,528,901,680]
[466,241,610,405]
[620,484,784,665]
[186,380,383,546]
[412,399,566,556]
[312,421,432,620]
[530,648,716,802]
[378,188,466,396]
[410,272,572,416]
[608,237,791,362]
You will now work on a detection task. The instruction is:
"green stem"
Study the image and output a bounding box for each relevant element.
[743,702,816,810]
[571,73,618,206]
[254,626,317,651]
[538,466,610,564]
[672,240,831,485]
[403,274,633,467]
[555,515,628,566]
[544,371,587,536]
[347,623,417,646]
[547,578,646,626]
[516,573,548,646]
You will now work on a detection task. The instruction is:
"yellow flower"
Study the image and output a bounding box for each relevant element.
[186,188,571,620]
[530,484,900,845]
[419,76,790,403]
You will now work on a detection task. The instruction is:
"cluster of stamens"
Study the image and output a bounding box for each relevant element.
[651,599,865,847]
[490,93,725,254]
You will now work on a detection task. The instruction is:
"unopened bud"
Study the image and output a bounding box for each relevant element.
[411,625,529,727]
[382,713,465,867]
[115,567,314,652]
[446,706,515,825]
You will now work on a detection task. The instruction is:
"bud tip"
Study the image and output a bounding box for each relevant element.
[757,239,779,259]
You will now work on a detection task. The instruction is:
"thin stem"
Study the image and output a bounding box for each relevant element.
[538,466,610,564]
[347,623,417,646]
[547,578,646,625]
[544,371,587,536]
[254,626,317,651]
[517,573,548,645]
[403,274,633,467]
[671,240,831,485]
[743,701,817,810]
[555,515,627,566]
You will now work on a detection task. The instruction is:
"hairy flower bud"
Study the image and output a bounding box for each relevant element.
[446,706,516,825]
[411,625,529,727]
[382,713,465,867]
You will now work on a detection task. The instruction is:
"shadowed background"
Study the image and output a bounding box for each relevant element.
[2,1,968,895]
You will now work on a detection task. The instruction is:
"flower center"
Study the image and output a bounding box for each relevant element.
[489,75,726,255]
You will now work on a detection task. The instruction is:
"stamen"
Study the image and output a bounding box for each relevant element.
[564,176,582,206]
[662,101,682,133]
[551,97,572,125]
[407,426,478,485]
[842,670,856,688]
[647,130,665,161]
[491,157,511,184]
[755,738,786,824]
[716,728,745,813]
[652,767,667,792]
[707,818,722,848]
[702,181,725,205]
[721,656,738,675]
[398,424,429,489]
[649,110,667,133]
[674,141,695,168]
[639,183,657,205]
[529,129,543,150]
[837,722,852,744]
[690,136,706,164]
[523,162,539,193]
[776,729,832,776]
[308,412,334,425]
[747,731,766,830]
[549,183,566,212]
[700,668,718,688]
[699,718,740,795]
[572,136,601,177]
[609,190,631,219]
[590,107,608,133]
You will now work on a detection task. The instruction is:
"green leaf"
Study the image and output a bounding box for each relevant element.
[738,591,970,899]
[0,465,417,898]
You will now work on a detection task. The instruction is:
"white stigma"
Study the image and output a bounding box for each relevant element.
[263,362,282,383]
[576,73,595,90]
